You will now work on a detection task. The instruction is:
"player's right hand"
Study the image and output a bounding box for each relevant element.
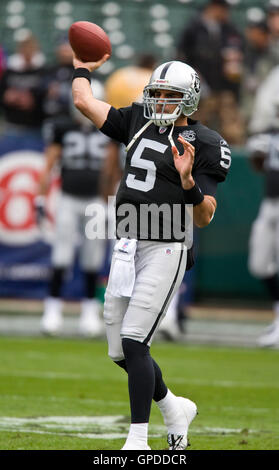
[173,135,196,189]
[73,53,110,72]
[34,195,46,226]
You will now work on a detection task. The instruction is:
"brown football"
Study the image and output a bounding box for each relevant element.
[68,21,111,62]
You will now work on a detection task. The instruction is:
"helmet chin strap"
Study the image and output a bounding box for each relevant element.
[126,106,180,152]
[168,121,175,148]
[126,120,153,152]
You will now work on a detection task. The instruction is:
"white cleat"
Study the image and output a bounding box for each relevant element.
[167,397,198,450]
[79,299,104,338]
[121,442,151,450]
[258,320,279,348]
[41,298,63,336]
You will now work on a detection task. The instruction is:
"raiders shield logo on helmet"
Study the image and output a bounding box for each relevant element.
[193,73,200,94]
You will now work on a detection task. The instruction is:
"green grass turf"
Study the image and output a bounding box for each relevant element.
[0,336,278,450]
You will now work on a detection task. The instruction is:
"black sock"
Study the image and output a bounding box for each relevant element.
[114,354,167,403]
[262,275,279,302]
[122,338,155,423]
[84,271,97,298]
[115,359,127,372]
[49,267,65,297]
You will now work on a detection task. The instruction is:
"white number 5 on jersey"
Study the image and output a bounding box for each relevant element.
[126,138,168,192]
[220,146,231,169]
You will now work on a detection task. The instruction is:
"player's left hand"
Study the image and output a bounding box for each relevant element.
[172,135,195,189]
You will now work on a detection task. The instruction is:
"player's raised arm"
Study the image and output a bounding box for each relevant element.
[72,53,111,129]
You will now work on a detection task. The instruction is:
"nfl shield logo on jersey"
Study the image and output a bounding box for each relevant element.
[120,241,129,252]
[159,127,167,134]
[180,130,196,142]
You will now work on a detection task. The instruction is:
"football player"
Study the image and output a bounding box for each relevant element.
[35,80,108,337]
[72,56,231,450]
[101,139,190,342]
[247,132,279,347]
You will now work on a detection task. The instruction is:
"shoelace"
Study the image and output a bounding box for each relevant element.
[167,433,186,450]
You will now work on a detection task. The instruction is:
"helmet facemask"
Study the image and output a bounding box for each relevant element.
[143,61,201,126]
[143,87,182,126]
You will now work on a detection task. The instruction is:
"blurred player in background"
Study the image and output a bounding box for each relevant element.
[35,80,108,337]
[265,0,279,73]
[241,17,269,125]
[176,0,243,97]
[247,49,279,348]
[43,37,74,123]
[0,32,46,136]
[72,53,231,450]
[176,0,245,146]
[247,132,279,348]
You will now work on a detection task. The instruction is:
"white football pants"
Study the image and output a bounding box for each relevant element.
[248,198,279,278]
[51,192,106,271]
[104,240,187,361]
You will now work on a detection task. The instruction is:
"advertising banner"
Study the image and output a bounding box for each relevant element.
[0,133,108,300]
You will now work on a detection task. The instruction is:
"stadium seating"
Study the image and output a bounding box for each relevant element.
[0,0,271,75]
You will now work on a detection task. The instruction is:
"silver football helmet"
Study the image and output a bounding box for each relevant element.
[143,61,201,126]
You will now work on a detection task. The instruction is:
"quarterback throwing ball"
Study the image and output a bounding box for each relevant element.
[72,53,231,450]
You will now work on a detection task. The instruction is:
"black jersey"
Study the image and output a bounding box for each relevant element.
[45,119,109,198]
[43,63,73,120]
[0,67,46,128]
[101,103,230,241]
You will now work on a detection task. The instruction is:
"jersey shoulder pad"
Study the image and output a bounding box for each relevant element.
[196,124,231,182]
[130,102,145,121]
[132,102,144,111]
[196,122,223,146]
[127,102,147,139]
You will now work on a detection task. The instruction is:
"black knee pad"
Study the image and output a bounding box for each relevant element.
[122,338,150,360]
[114,359,127,371]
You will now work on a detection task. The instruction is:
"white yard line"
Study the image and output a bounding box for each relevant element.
[1,395,275,415]
[0,416,261,439]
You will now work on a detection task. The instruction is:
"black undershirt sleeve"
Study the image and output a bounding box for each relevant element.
[194,173,218,198]
[100,106,132,145]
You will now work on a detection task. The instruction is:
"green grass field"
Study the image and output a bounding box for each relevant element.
[0,336,278,450]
